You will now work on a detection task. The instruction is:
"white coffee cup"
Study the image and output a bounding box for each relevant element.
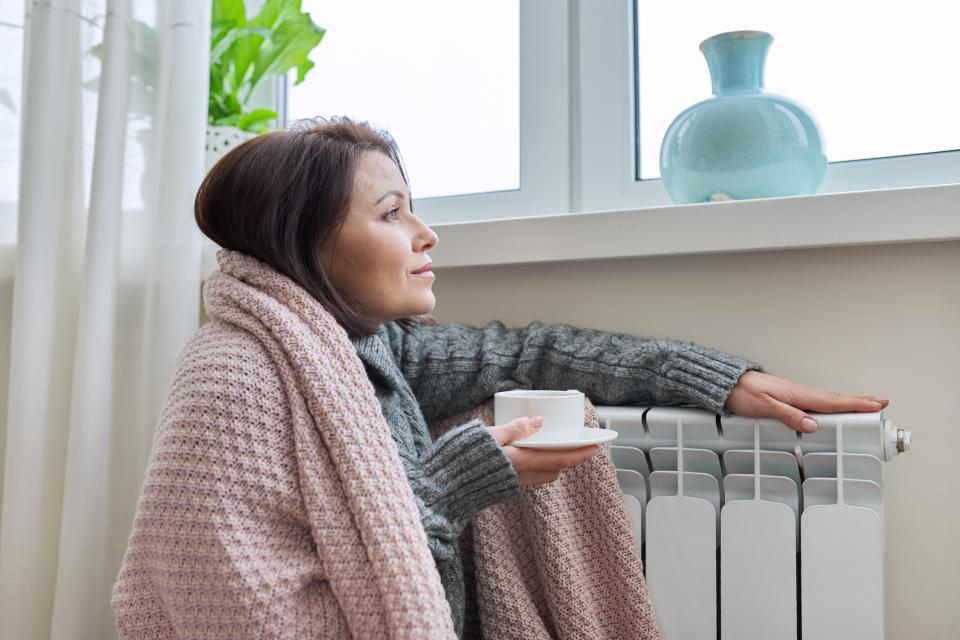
[494,389,586,443]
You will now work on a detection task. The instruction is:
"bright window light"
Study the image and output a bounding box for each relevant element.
[635,0,960,180]
[288,0,520,200]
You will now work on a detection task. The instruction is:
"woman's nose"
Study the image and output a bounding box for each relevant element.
[416,222,439,251]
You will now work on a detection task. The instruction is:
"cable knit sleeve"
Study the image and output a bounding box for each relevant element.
[397,418,520,562]
[379,319,763,424]
[351,332,521,566]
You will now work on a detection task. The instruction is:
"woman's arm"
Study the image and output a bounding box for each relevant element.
[378,320,762,424]
[395,417,520,563]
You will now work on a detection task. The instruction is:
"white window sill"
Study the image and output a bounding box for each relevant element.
[1,183,955,282]
[420,182,960,269]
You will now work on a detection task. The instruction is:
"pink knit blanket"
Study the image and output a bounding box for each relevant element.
[112,250,659,639]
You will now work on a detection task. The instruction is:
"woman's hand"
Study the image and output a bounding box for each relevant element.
[725,370,890,433]
[488,416,601,486]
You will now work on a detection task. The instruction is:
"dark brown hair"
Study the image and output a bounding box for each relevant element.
[195,116,425,337]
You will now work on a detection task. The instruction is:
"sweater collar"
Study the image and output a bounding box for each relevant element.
[351,331,405,392]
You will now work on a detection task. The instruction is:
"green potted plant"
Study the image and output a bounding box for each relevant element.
[206,0,325,168]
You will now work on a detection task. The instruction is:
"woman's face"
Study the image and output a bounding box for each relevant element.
[321,151,440,325]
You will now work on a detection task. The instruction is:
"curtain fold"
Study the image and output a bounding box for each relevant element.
[0,1,210,637]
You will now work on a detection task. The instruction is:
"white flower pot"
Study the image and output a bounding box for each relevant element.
[205,125,257,172]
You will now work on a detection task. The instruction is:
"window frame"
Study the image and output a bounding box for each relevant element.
[279,0,570,226]
[575,0,960,212]
[258,0,960,269]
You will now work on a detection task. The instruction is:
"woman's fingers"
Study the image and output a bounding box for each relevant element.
[507,444,601,473]
[492,418,603,487]
[779,383,888,414]
[506,445,602,487]
[726,372,892,435]
[768,399,820,433]
[489,415,542,446]
[769,393,889,433]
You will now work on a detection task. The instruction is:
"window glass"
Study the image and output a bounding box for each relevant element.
[635,0,960,180]
[289,0,520,200]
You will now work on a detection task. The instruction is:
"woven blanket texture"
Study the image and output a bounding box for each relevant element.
[111,249,659,639]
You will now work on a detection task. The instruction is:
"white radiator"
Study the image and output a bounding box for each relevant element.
[594,405,912,640]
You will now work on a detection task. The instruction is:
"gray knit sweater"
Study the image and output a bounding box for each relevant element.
[350,319,762,638]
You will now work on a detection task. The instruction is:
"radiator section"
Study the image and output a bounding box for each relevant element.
[595,406,910,640]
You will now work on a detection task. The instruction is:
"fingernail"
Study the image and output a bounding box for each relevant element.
[530,416,543,428]
[801,417,818,432]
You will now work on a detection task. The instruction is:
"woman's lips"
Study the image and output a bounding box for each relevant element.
[411,262,433,275]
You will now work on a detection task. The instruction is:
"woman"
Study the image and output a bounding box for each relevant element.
[112,117,889,639]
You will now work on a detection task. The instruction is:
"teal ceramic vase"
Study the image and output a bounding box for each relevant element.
[659,30,827,204]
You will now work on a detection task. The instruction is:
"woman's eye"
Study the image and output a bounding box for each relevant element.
[382,207,400,221]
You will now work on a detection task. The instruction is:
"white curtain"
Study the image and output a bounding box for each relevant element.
[0,1,210,637]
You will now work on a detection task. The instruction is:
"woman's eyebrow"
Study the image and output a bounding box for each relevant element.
[375,189,409,205]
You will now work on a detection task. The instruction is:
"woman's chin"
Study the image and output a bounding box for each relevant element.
[418,294,436,313]
[414,292,436,314]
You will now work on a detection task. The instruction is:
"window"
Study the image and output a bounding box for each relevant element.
[280,1,959,223]
[288,0,520,200]
[574,1,960,213]
[635,0,960,180]
[282,0,567,224]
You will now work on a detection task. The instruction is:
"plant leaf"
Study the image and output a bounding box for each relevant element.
[210,112,242,127]
[247,13,324,98]
[249,0,302,31]
[237,108,278,132]
[292,57,314,85]
[212,0,246,28]
[210,25,271,68]
[230,29,265,94]
[209,0,325,123]
[211,0,245,53]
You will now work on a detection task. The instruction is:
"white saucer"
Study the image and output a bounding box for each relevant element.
[511,428,619,449]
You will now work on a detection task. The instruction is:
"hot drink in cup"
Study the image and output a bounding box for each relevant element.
[494,389,585,444]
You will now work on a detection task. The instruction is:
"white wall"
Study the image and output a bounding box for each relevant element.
[3,239,951,636]
[430,239,959,639]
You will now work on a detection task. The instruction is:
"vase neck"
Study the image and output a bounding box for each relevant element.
[700,31,772,96]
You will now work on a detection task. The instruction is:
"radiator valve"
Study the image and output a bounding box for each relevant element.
[885,416,912,459]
